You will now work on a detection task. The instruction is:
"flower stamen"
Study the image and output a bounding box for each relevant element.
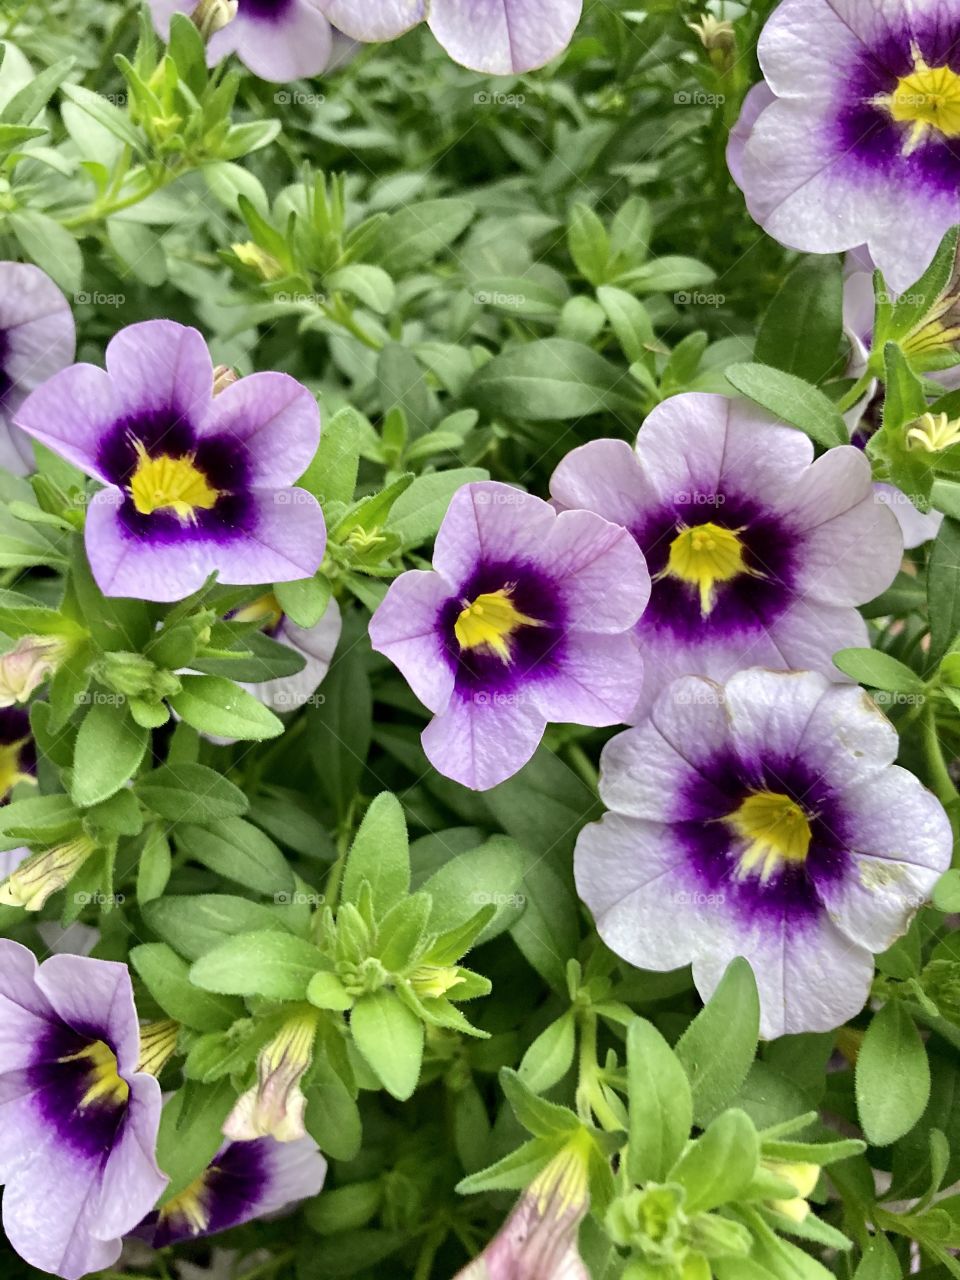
[454,586,543,664]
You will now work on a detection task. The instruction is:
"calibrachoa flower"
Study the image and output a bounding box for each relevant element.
[731,0,960,293]
[0,940,166,1278]
[233,594,342,714]
[369,481,650,791]
[15,320,326,603]
[454,1136,590,1279]
[320,0,582,74]
[550,392,903,718]
[0,262,75,475]
[143,1133,326,1246]
[575,669,952,1038]
[149,0,335,82]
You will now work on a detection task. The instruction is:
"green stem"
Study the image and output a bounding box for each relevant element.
[922,700,959,811]
[836,371,874,415]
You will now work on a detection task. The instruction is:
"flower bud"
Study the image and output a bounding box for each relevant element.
[190,0,238,39]
[222,1009,319,1142]
[232,241,284,282]
[0,835,97,911]
[0,635,68,707]
[763,1160,819,1223]
[212,364,240,396]
[409,965,464,999]
[906,411,960,452]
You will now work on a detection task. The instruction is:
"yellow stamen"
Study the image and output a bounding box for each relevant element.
[454,587,543,664]
[875,46,960,153]
[60,1040,130,1110]
[129,442,219,521]
[0,736,34,801]
[158,1170,213,1236]
[660,522,759,616]
[906,411,960,452]
[231,592,284,630]
[727,791,812,884]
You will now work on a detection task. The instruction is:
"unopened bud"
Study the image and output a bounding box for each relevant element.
[191,0,237,39]
[906,411,960,452]
[0,835,96,911]
[0,635,68,707]
[232,241,284,282]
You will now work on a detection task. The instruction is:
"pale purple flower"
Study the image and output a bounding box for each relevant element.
[550,392,903,719]
[238,595,342,713]
[730,0,960,293]
[14,320,326,603]
[149,0,335,82]
[575,669,952,1038]
[369,480,650,791]
[319,0,582,74]
[143,1133,326,1246]
[0,262,75,475]
[0,940,166,1278]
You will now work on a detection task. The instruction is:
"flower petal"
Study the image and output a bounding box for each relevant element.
[545,508,650,632]
[421,687,546,790]
[433,482,555,588]
[104,320,212,429]
[209,0,333,80]
[14,364,119,481]
[368,570,456,715]
[199,371,321,488]
[428,0,582,73]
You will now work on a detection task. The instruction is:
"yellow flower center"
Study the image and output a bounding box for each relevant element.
[60,1040,130,1110]
[877,49,960,152]
[662,522,756,616]
[158,1170,213,1236]
[727,791,812,884]
[0,737,33,801]
[129,442,219,521]
[454,587,543,664]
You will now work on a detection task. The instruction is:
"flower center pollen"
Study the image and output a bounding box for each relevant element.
[454,587,543,663]
[129,442,219,521]
[877,49,960,152]
[662,521,756,616]
[727,790,812,884]
[60,1039,130,1111]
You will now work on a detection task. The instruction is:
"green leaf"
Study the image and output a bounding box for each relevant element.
[725,362,848,448]
[567,203,610,285]
[832,648,925,693]
[372,199,473,273]
[304,1053,362,1161]
[421,835,527,942]
[501,1068,580,1137]
[856,1002,930,1146]
[670,1109,759,1213]
[143,894,293,961]
[518,1010,577,1095]
[385,467,488,549]
[929,517,960,663]
[169,674,283,740]
[350,988,424,1100]
[0,56,74,125]
[137,827,171,904]
[190,930,327,1000]
[934,868,960,913]
[341,792,410,916]
[306,971,353,1011]
[675,957,760,1125]
[71,699,149,807]
[327,264,395,314]
[177,818,294,898]
[597,285,655,363]
[61,82,144,151]
[9,209,82,295]
[135,764,248,823]
[754,256,843,383]
[156,1080,237,1202]
[627,1017,694,1183]
[466,339,639,421]
[306,629,371,820]
[129,943,242,1031]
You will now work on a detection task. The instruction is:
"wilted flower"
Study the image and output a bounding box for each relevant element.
[0,834,97,911]
[145,1134,326,1246]
[369,480,650,790]
[0,634,70,706]
[550,392,903,717]
[320,0,583,75]
[15,320,326,602]
[0,262,75,475]
[454,1134,591,1279]
[0,940,166,1278]
[575,669,952,1038]
[149,0,335,82]
[223,1009,319,1142]
[729,0,960,292]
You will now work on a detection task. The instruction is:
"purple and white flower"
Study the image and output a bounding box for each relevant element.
[14,320,326,603]
[319,0,582,74]
[0,941,166,1278]
[0,262,75,475]
[575,669,952,1038]
[730,0,960,293]
[550,392,903,719]
[369,480,650,791]
[149,0,335,82]
[144,1133,326,1247]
